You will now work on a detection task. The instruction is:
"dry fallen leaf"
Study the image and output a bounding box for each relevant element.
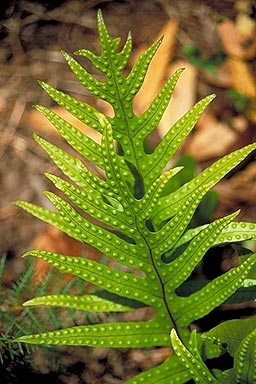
[229,59,256,100]
[32,226,84,284]
[218,19,256,122]
[185,112,238,161]
[133,19,179,114]
[202,60,232,88]
[158,60,197,139]
[218,18,256,59]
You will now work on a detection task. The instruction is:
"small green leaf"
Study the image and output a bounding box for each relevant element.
[126,37,163,97]
[15,320,169,348]
[176,253,256,325]
[125,353,191,384]
[62,51,105,100]
[37,82,105,134]
[135,68,184,140]
[153,142,256,227]
[164,211,239,288]
[21,250,159,305]
[34,104,104,168]
[203,316,256,357]
[24,294,134,312]
[145,94,216,187]
[170,329,221,383]
[34,133,105,189]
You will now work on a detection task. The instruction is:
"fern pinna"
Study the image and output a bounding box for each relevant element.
[14,10,256,383]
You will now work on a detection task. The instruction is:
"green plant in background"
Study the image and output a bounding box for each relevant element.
[13,10,256,383]
[183,44,226,75]
[171,316,256,383]
[226,88,250,112]
[0,254,90,376]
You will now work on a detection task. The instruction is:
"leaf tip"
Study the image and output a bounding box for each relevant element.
[127,30,132,40]
[33,132,40,143]
[12,200,26,209]
[207,93,216,102]
[97,8,103,23]
[61,50,71,62]
[44,172,52,179]
[158,34,164,44]
[21,251,33,259]
[44,172,58,186]
[23,299,35,307]
[12,335,35,344]
[37,80,50,93]
[74,48,85,56]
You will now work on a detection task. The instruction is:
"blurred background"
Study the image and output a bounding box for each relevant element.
[0,0,256,382]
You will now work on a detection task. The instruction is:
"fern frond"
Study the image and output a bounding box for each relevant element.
[37,82,105,134]
[163,211,240,287]
[24,294,134,312]
[21,250,160,305]
[15,320,169,348]
[13,10,256,383]
[153,142,256,227]
[34,104,104,168]
[144,94,216,186]
[203,317,256,383]
[170,329,221,384]
[174,252,256,327]
[125,353,191,384]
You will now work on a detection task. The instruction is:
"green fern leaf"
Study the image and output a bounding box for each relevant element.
[13,10,256,383]
[153,143,256,228]
[175,221,256,251]
[203,317,256,383]
[37,82,105,134]
[35,104,104,168]
[174,252,256,328]
[125,353,191,384]
[163,211,240,287]
[144,94,215,186]
[21,249,160,306]
[16,320,170,348]
[203,316,256,357]
[170,329,221,383]
[231,328,256,383]
[23,294,134,312]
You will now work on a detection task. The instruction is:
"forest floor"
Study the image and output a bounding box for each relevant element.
[0,0,256,383]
